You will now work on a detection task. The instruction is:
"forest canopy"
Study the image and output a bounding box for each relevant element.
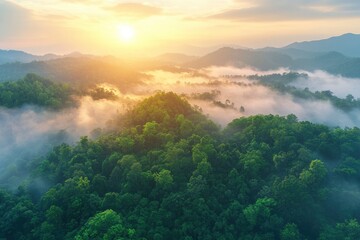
[1,92,360,240]
[0,73,75,109]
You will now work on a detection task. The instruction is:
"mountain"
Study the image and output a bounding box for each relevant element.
[0,49,96,65]
[327,58,360,78]
[285,33,360,58]
[0,50,44,64]
[292,51,349,70]
[154,53,198,65]
[259,47,323,59]
[183,45,360,78]
[169,44,250,56]
[0,57,144,91]
[185,47,292,70]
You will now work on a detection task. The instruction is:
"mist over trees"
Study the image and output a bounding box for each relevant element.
[1,44,360,239]
[244,73,360,112]
[1,92,360,239]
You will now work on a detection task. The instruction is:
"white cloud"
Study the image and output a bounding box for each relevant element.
[207,0,360,21]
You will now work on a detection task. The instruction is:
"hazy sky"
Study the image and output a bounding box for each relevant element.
[1,0,360,56]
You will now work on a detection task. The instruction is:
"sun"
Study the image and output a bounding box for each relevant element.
[117,24,135,43]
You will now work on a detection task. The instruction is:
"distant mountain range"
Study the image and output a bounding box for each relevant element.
[0,57,144,91]
[184,47,292,70]
[185,47,360,78]
[0,50,55,65]
[0,50,95,65]
[183,33,360,78]
[285,33,360,58]
[1,33,360,79]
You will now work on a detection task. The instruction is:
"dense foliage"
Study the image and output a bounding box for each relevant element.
[188,90,238,111]
[0,73,75,109]
[88,87,118,101]
[2,92,360,239]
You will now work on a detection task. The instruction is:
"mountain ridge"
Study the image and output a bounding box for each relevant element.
[0,49,95,65]
[184,47,292,70]
[285,33,360,58]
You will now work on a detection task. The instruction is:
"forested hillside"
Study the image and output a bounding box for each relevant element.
[0,73,121,109]
[2,92,360,240]
[0,73,75,109]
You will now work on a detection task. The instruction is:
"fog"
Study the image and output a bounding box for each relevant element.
[0,96,127,188]
[291,70,360,99]
[140,68,360,128]
[2,66,360,188]
[203,66,290,78]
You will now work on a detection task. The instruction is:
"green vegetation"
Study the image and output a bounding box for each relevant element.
[188,90,238,111]
[2,92,360,239]
[88,87,118,101]
[246,73,360,112]
[190,90,221,101]
[0,73,75,109]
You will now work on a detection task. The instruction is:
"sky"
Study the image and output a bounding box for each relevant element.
[1,0,360,56]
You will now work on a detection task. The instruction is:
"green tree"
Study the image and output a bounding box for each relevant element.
[281,223,300,240]
[300,159,327,186]
[154,169,174,190]
[74,209,135,240]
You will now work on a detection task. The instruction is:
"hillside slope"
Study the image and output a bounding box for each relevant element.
[1,92,360,239]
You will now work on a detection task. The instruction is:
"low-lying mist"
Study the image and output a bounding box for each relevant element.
[2,65,360,188]
[0,96,127,188]
[139,67,360,128]
[292,70,360,99]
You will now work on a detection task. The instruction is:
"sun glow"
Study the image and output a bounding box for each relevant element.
[117,24,135,43]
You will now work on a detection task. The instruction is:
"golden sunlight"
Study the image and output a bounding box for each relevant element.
[117,24,136,43]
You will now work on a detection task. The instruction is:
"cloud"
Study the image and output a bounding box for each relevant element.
[60,0,97,2]
[206,0,360,21]
[137,67,360,128]
[291,70,360,99]
[0,1,34,38]
[107,3,163,20]
[0,96,127,188]
[0,1,57,50]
